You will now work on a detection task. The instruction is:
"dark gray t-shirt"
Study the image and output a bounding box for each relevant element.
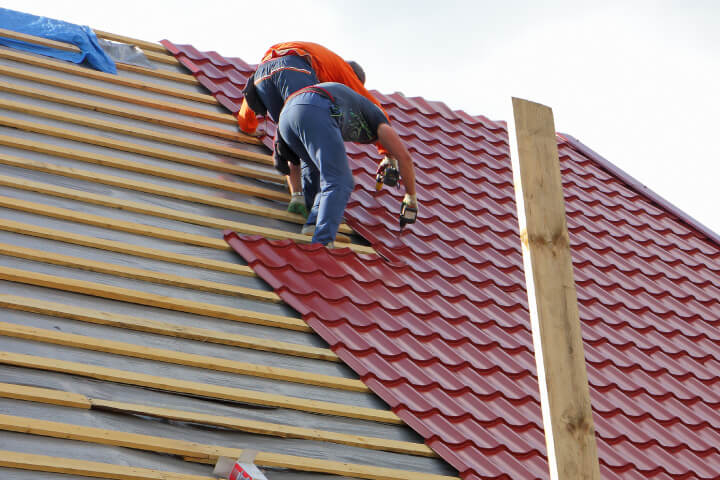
[300,82,389,144]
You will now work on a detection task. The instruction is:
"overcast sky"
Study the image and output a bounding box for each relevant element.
[4,0,719,235]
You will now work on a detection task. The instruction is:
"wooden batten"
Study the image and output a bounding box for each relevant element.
[0,294,338,361]
[511,97,601,480]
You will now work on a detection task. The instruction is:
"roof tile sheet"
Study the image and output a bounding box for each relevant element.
[167,41,720,480]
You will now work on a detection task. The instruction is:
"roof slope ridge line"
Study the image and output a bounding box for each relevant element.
[0,321,366,392]
[0,449,214,480]
[93,30,168,53]
[560,133,720,249]
[0,78,254,143]
[0,354,401,424]
[0,382,435,456]
[0,176,367,251]
[0,218,255,277]
[0,132,285,191]
[0,241,281,303]
[0,98,271,164]
[0,116,286,197]
[0,153,310,227]
[0,294,336,361]
[0,47,216,104]
[0,265,310,332]
[0,63,236,124]
[0,414,459,480]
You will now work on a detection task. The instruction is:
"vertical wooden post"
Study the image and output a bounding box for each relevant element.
[511,97,601,480]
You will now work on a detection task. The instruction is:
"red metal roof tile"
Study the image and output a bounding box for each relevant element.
[164,41,720,479]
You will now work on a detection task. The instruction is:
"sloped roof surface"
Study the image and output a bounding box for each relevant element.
[172,43,720,480]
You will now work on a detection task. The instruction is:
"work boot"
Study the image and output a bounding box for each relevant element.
[301,224,316,236]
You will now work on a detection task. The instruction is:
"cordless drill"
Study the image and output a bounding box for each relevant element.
[375,165,400,190]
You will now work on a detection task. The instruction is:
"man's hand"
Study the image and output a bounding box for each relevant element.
[376,156,398,176]
[376,156,400,189]
[399,193,418,229]
[287,192,308,218]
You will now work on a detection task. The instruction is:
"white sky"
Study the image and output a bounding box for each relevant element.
[4,0,720,235]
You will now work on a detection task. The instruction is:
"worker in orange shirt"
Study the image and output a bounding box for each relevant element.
[238,42,393,233]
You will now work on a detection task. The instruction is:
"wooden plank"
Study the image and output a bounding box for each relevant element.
[0,241,281,302]
[0,415,452,480]
[0,450,215,480]
[511,97,601,480]
[0,322,365,392]
[0,218,256,277]
[0,78,254,142]
[0,294,338,361]
[116,61,199,85]
[0,98,272,164]
[0,175,359,247]
[0,382,90,409]
[92,30,168,53]
[0,356,400,424]
[0,116,286,197]
[0,180,368,252]
[0,265,310,331]
[0,47,217,104]
[0,153,309,227]
[0,131,285,192]
[90,399,436,457]
[0,194,232,250]
[0,63,237,123]
[0,27,182,68]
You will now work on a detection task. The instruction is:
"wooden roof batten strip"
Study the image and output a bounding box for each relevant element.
[0,61,237,123]
[0,322,366,392]
[0,241,280,302]
[0,48,216,104]
[0,294,338,361]
[0,415,456,480]
[0,353,401,423]
[0,450,216,480]
[0,187,372,253]
[0,383,435,457]
[0,265,310,332]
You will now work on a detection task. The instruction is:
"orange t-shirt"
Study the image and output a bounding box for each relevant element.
[237,41,389,157]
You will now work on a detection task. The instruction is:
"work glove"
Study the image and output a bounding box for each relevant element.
[375,156,400,190]
[399,193,418,229]
[287,192,308,218]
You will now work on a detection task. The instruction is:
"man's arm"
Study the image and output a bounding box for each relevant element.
[237,99,259,134]
[376,123,416,198]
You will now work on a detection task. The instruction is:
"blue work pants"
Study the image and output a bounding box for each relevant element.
[279,93,354,245]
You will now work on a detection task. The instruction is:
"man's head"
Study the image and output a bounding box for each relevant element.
[347,60,366,85]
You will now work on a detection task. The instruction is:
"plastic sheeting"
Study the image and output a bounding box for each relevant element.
[98,38,154,70]
[0,7,116,73]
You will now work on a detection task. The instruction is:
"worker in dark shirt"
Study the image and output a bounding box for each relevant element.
[276,82,418,246]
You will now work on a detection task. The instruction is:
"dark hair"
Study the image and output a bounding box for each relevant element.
[347,60,365,85]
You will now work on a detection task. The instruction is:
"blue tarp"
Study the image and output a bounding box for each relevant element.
[0,8,116,74]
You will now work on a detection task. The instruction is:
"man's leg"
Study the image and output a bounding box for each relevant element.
[279,98,352,246]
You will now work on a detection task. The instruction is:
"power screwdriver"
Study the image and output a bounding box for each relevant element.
[375,165,399,190]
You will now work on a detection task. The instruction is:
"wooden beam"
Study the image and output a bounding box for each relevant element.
[0,63,237,123]
[0,78,254,143]
[0,294,338,361]
[0,416,454,480]
[0,218,256,277]
[511,97,600,480]
[0,382,90,409]
[0,98,270,164]
[0,450,216,480]
[0,47,217,104]
[0,132,284,192]
[0,116,285,197]
[0,382,432,456]
[0,265,310,331]
[0,322,365,392]
[0,356,400,424]
[0,153,307,226]
[92,30,168,53]
[0,175,359,247]
[0,241,281,302]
